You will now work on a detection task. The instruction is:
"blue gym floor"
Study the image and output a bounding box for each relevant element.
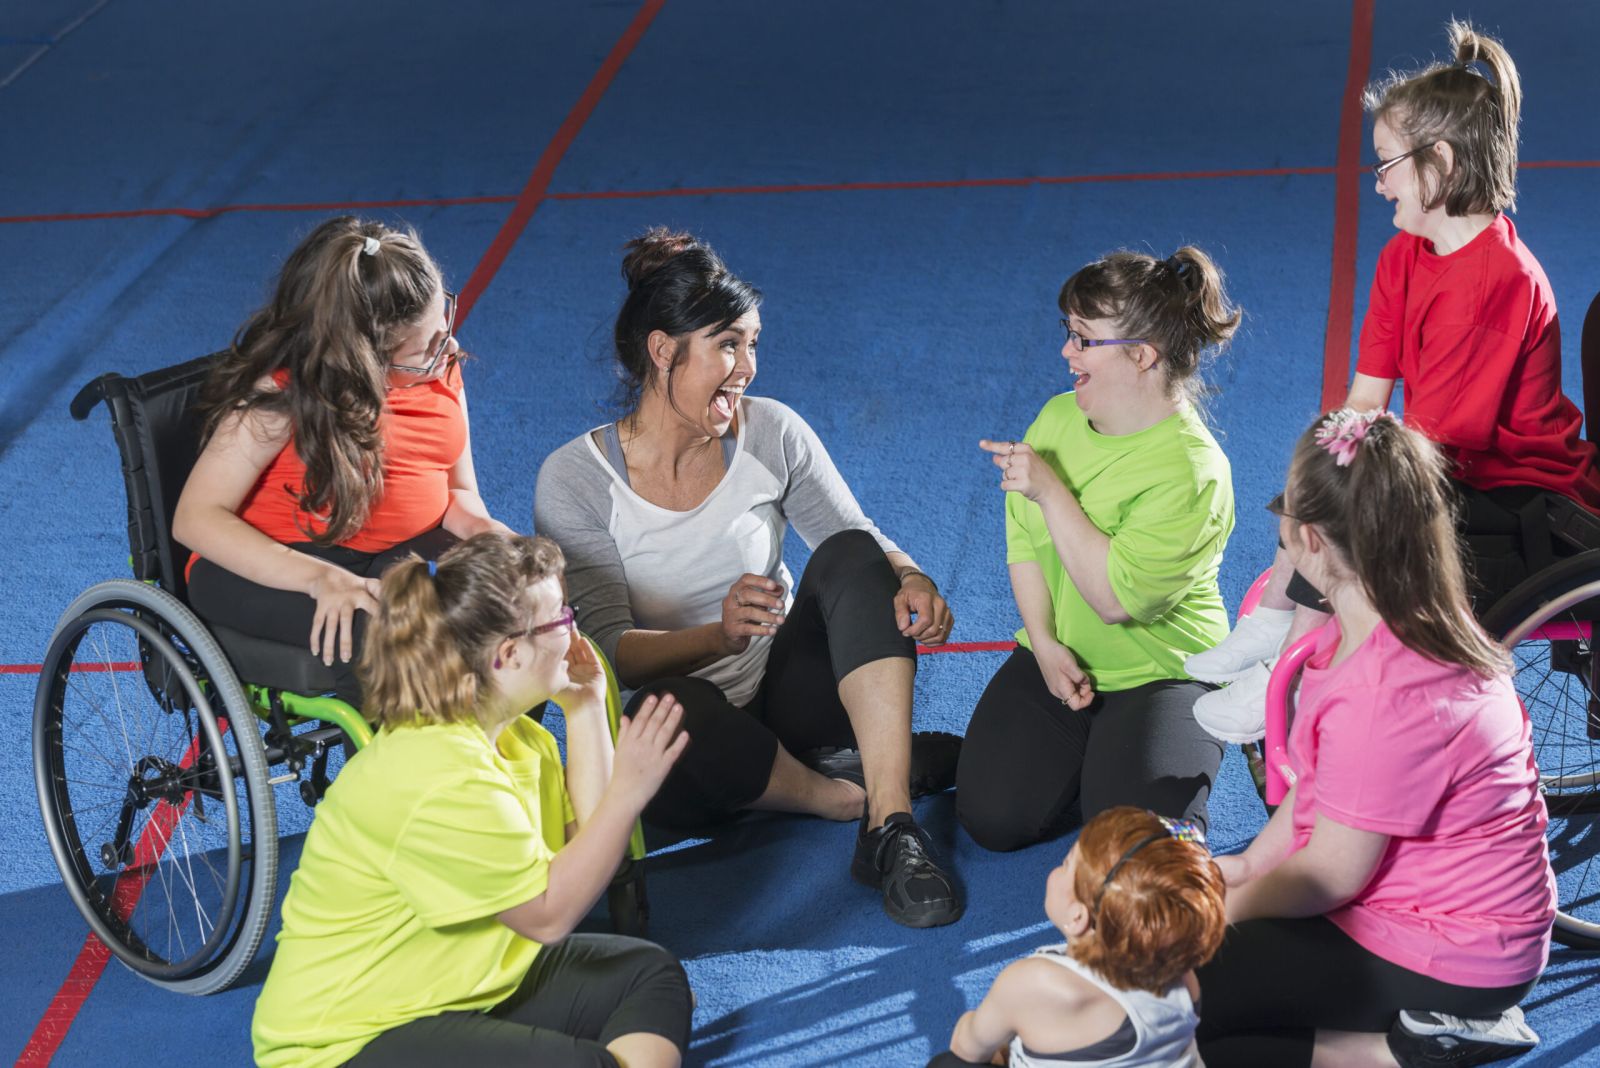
[3,2,1599,1064]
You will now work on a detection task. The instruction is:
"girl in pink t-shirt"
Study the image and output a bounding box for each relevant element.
[1194,411,1555,1068]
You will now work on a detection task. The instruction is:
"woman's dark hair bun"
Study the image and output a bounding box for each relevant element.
[621,227,700,289]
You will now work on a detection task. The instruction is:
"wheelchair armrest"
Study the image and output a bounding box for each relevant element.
[1263,631,1320,806]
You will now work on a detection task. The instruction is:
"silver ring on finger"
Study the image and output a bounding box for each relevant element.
[1008,441,1016,456]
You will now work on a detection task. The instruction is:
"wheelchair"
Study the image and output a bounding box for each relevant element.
[1252,289,1600,951]
[32,353,648,996]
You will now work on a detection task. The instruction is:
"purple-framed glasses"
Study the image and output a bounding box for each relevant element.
[1060,319,1146,351]
[390,290,458,378]
[519,605,576,640]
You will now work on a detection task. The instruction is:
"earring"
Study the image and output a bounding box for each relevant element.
[493,657,503,670]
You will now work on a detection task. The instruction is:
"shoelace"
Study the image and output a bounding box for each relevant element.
[875,821,938,872]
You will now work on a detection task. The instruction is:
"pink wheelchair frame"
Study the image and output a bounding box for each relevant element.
[1240,568,1592,805]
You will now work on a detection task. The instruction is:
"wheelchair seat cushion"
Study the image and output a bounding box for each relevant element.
[210,623,344,696]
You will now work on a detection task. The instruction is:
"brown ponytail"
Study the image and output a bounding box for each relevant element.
[198,216,443,544]
[1057,245,1242,404]
[359,534,567,728]
[1363,21,1522,215]
[1287,411,1510,677]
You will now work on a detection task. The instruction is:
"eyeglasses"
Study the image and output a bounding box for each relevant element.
[1060,319,1147,352]
[515,605,576,640]
[389,290,458,378]
[1372,145,1428,181]
[1265,494,1304,523]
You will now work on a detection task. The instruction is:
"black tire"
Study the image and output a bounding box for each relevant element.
[1483,551,1600,951]
[33,580,279,994]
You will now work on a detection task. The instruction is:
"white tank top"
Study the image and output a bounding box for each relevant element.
[1007,946,1200,1068]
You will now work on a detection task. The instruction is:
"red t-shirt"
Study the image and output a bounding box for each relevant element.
[1356,214,1600,512]
[234,362,467,553]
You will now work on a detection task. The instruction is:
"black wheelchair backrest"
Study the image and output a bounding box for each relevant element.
[70,352,225,604]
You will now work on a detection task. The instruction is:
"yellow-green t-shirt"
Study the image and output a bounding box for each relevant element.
[1006,393,1234,692]
[251,718,575,1068]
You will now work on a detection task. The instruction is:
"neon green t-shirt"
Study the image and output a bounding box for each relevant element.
[252,718,575,1068]
[1006,393,1234,692]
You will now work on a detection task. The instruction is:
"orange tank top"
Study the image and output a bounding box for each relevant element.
[235,362,468,553]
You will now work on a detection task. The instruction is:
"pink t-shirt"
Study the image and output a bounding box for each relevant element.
[1289,620,1554,987]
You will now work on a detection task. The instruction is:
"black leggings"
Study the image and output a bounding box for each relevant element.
[1195,915,1535,1068]
[955,647,1223,852]
[344,934,692,1067]
[186,525,460,704]
[625,529,916,829]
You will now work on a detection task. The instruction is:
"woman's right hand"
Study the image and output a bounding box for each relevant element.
[1034,640,1095,710]
[717,573,786,655]
[305,565,382,665]
[611,693,690,810]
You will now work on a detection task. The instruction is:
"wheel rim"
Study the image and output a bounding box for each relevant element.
[34,607,255,980]
[1499,577,1600,945]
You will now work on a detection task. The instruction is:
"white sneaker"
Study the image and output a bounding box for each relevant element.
[1193,660,1272,743]
[1184,608,1293,683]
[1389,1006,1538,1066]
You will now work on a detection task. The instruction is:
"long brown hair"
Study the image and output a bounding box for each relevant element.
[1058,246,1242,406]
[359,534,566,729]
[1287,411,1510,676]
[1069,807,1225,994]
[1364,21,1522,215]
[198,215,442,544]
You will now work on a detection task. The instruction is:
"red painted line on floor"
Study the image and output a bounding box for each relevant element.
[5,159,1595,227]
[916,640,1017,655]
[1320,0,1376,411]
[17,725,216,1066]
[0,194,518,225]
[454,0,667,326]
[546,166,1337,202]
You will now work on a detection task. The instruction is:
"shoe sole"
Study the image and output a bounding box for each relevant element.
[1194,716,1267,745]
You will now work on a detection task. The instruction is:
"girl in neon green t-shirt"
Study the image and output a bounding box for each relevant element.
[957,246,1240,854]
[252,533,691,1068]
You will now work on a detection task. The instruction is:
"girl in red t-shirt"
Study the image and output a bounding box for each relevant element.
[1190,22,1600,741]
[173,216,513,702]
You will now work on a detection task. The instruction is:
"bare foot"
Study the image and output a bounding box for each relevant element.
[822,777,867,821]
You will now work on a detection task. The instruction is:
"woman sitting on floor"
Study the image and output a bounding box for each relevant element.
[1194,411,1554,1068]
[956,245,1240,852]
[536,227,963,929]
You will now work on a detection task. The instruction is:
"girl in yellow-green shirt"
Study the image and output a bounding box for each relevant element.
[251,534,691,1068]
[957,247,1240,857]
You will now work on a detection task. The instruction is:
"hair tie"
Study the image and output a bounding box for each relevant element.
[1315,408,1392,467]
[426,559,437,577]
[1165,255,1188,281]
[362,236,380,257]
[1092,814,1206,917]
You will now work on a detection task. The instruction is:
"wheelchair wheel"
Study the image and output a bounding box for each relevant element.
[1483,552,1600,951]
[33,580,279,994]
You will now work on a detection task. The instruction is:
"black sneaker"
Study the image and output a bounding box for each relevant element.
[798,732,963,797]
[852,812,964,928]
[1387,1007,1539,1067]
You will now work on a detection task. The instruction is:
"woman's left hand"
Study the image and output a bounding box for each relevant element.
[979,439,1064,503]
[552,636,609,714]
[895,573,953,645]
